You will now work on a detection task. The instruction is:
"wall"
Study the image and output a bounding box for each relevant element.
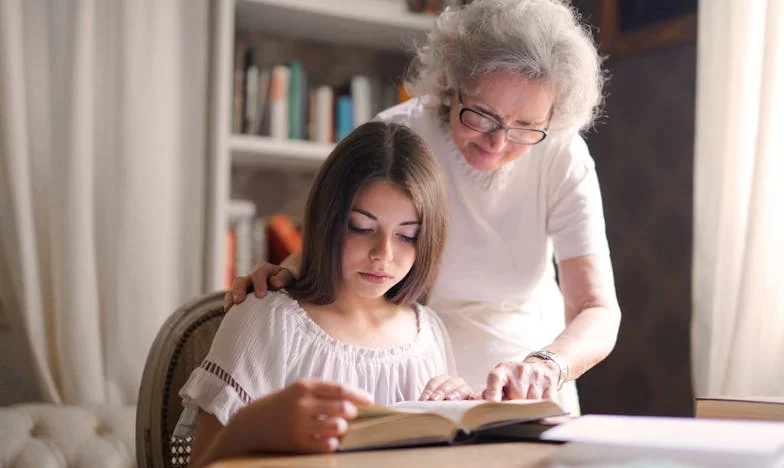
[574,1,696,416]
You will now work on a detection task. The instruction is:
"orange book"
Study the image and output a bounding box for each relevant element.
[398,83,412,103]
[267,213,302,265]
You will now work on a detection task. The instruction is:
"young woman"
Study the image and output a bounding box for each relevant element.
[177,122,471,467]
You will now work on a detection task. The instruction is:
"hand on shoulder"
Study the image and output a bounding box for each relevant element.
[224,261,296,311]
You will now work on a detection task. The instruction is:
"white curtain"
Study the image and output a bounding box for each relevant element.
[0,0,208,404]
[692,0,784,397]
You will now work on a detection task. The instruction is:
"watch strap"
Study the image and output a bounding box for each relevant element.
[525,349,569,390]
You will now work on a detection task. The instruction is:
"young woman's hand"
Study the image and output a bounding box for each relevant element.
[238,380,373,454]
[223,262,295,311]
[481,359,560,401]
[191,380,373,466]
[418,375,476,401]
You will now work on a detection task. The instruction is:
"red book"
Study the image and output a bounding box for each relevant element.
[267,213,302,265]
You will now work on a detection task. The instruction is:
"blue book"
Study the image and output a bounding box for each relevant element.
[335,96,354,142]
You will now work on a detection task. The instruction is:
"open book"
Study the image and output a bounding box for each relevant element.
[340,399,566,451]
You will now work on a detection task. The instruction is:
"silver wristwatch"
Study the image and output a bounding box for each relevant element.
[525,349,569,390]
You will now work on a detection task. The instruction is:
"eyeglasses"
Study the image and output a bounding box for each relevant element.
[457,89,548,145]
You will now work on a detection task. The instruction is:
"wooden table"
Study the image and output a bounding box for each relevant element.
[209,442,559,467]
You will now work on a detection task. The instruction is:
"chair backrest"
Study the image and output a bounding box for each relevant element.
[136,292,226,468]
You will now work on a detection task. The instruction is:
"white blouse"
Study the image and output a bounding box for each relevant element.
[175,292,456,434]
[376,97,611,416]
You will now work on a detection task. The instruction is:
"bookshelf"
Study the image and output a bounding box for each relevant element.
[206,0,435,291]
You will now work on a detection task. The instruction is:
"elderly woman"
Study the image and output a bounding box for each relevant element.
[228,0,620,415]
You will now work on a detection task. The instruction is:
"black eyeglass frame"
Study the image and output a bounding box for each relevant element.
[456,88,549,146]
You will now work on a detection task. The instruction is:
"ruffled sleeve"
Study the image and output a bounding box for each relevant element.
[173,293,296,436]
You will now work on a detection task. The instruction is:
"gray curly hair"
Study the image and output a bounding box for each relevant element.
[406,0,605,137]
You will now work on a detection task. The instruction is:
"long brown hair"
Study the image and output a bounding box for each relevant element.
[287,121,448,305]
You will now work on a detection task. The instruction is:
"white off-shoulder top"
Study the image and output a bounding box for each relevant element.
[174,292,456,436]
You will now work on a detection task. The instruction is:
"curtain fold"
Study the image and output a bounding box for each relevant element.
[0,0,208,404]
[692,0,784,398]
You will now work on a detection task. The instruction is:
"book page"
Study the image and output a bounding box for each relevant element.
[391,400,489,425]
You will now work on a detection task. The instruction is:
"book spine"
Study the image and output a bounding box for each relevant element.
[255,68,270,135]
[269,65,290,139]
[267,213,302,265]
[288,60,304,140]
[351,75,372,126]
[314,86,334,143]
[243,48,260,134]
[398,82,412,103]
[232,40,247,134]
[251,217,268,265]
[335,95,354,142]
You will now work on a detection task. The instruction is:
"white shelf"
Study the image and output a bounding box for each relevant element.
[230,134,333,170]
[235,0,435,51]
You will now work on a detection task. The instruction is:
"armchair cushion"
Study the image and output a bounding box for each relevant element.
[0,403,135,468]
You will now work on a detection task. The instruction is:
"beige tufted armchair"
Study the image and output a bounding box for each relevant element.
[136,291,226,468]
[0,403,136,467]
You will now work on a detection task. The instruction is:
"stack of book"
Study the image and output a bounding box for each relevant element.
[695,395,784,422]
[232,42,406,144]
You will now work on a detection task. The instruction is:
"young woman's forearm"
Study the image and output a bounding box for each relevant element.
[189,411,259,468]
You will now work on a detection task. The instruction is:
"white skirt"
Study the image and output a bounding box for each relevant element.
[429,283,581,416]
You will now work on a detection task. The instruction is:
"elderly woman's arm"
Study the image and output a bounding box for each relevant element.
[546,253,621,380]
[483,253,620,401]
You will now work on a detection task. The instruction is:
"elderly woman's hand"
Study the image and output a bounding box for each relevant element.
[481,358,561,401]
[223,261,296,311]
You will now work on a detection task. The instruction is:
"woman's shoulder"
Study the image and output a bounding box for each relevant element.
[541,133,593,164]
[534,133,596,180]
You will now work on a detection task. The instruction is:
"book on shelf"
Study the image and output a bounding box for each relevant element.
[267,213,302,265]
[541,414,784,468]
[251,217,268,272]
[226,200,258,287]
[340,399,566,451]
[695,395,784,422]
[309,85,334,143]
[350,75,372,127]
[232,40,247,134]
[268,65,290,140]
[287,60,307,140]
[243,47,261,134]
[335,95,354,142]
